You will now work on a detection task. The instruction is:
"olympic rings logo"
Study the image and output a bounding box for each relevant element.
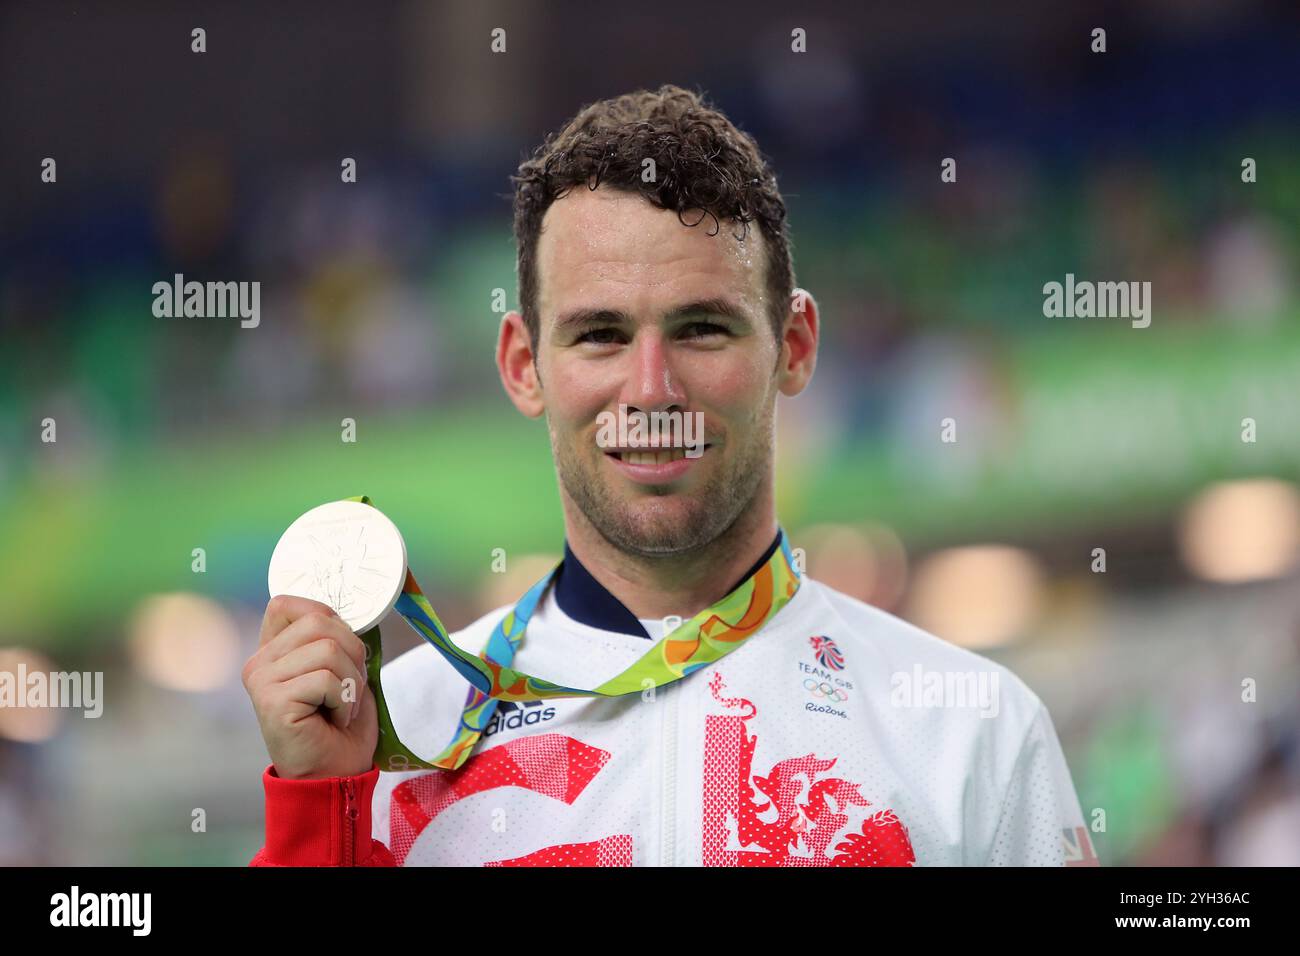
[804,678,848,702]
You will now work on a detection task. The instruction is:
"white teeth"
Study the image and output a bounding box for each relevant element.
[621,448,688,466]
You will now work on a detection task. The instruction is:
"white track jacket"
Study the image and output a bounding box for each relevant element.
[252,560,1093,867]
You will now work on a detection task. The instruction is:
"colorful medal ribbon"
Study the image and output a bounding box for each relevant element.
[349,495,801,772]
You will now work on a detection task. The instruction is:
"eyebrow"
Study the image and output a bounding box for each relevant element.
[553,297,753,333]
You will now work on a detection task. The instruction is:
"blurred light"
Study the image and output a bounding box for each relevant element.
[0,648,61,742]
[801,522,908,609]
[905,545,1045,649]
[1178,479,1300,583]
[478,554,561,614]
[127,593,241,692]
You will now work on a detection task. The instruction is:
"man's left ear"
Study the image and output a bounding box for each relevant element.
[777,287,819,396]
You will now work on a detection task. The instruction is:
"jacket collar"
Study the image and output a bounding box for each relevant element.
[553,531,784,639]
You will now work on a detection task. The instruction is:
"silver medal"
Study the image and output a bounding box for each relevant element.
[267,500,408,633]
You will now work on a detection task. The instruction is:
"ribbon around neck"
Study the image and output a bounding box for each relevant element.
[348,496,802,772]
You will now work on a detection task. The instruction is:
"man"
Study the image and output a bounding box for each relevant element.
[244,85,1089,866]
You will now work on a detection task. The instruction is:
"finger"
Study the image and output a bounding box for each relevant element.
[265,639,365,703]
[350,682,377,731]
[261,610,368,677]
[279,669,351,728]
[260,594,339,648]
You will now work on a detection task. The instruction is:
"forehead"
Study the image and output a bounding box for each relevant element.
[535,185,766,330]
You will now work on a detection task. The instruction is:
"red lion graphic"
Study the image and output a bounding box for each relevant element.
[703,673,915,866]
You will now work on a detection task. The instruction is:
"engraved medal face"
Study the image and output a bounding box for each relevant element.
[267,500,408,633]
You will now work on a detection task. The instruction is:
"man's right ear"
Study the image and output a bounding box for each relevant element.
[497,311,545,418]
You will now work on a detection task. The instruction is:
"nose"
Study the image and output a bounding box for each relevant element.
[620,329,686,416]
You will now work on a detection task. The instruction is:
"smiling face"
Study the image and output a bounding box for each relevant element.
[498,185,817,558]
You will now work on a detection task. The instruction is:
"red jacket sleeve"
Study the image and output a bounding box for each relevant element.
[249,763,397,867]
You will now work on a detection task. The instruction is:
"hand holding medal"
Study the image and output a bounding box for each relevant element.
[245,500,407,780]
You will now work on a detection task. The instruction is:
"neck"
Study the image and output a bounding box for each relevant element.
[561,486,779,622]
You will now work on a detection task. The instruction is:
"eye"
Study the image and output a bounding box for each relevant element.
[577,327,625,345]
[680,321,729,339]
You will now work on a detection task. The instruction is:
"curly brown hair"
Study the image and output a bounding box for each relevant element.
[510,84,794,347]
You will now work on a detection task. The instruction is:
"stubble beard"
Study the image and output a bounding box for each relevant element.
[550,408,774,558]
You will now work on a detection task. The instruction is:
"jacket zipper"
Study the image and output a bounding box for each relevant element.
[660,684,679,867]
[341,778,358,866]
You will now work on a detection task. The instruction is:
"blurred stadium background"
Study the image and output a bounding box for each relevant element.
[2,0,1298,864]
